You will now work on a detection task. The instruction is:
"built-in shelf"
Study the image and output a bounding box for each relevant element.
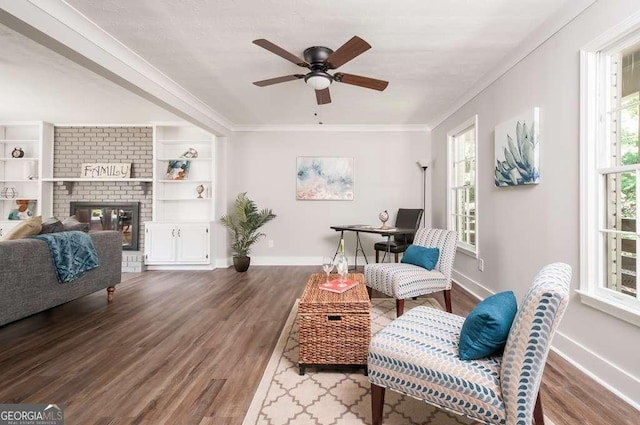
[156,139,212,144]
[0,121,52,218]
[156,157,212,161]
[157,179,210,183]
[156,198,210,201]
[146,124,215,269]
[0,157,39,161]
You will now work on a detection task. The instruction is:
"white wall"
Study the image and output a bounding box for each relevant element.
[431,0,640,406]
[224,130,430,264]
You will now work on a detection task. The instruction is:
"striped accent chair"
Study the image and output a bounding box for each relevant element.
[368,262,572,425]
[365,228,457,316]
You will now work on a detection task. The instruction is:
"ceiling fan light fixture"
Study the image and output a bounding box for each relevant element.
[305,73,332,90]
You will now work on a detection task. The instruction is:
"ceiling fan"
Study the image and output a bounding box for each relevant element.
[252,36,389,105]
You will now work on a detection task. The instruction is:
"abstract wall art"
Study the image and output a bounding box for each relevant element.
[296,157,354,200]
[494,107,540,187]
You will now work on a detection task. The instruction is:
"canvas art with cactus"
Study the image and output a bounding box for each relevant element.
[494,107,540,187]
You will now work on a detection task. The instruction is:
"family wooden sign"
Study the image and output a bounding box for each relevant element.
[81,163,131,179]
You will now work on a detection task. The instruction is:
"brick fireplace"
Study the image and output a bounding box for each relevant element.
[52,126,153,271]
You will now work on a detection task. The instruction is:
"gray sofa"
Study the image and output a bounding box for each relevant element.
[0,230,122,326]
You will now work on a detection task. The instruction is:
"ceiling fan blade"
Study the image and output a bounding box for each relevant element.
[253,74,305,87]
[325,36,371,69]
[334,72,389,91]
[253,39,310,68]
[316,88,331,105]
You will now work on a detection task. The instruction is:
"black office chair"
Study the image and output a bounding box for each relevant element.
[374,208,424,262]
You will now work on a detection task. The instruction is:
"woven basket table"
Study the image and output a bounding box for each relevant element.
[298,272,371,375]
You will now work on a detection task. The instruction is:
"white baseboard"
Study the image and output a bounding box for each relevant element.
[215,258,231,268]
[146,264,215,271]
[452,268,640,410]
[231,255,366,266]
[247,256,331,266]
[551,333,640,409]
[451,270,493,300]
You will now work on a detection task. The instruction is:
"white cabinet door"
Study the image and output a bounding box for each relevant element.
[145,223,177,264]
[176,223,210,263]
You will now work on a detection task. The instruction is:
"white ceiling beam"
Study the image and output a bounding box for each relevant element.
[0,0,233,136]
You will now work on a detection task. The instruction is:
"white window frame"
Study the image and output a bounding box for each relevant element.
[447,115,479,257]
[579,13,640,327]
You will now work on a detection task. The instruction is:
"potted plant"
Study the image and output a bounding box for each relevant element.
[220,192,276,272]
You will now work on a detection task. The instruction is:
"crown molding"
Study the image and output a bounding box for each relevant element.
[0,0,235,136]
[232,124,430,132]
[427,0,597,129]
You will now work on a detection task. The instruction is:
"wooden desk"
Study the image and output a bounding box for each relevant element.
[330,225,417,267]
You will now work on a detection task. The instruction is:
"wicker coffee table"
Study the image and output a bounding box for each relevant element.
[298,272,371,375]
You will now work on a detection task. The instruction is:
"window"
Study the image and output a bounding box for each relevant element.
[447,115,478,255]
[580,21,640,326]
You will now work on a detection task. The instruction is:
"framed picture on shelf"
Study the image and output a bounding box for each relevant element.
[166,160,191,180]
[8,199,36,220]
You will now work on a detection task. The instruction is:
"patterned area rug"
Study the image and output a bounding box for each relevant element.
[243,298,480,425]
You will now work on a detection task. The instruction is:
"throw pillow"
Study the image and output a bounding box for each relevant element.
[40,217,63,234]
[401,245,440,270]
[62,215,90,232]
[458,291,518,360]
[1,216,43,241]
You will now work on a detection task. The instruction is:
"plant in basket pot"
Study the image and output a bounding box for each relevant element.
[221,192,276,272]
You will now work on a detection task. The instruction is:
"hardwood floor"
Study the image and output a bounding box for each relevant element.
[0,267,636,424]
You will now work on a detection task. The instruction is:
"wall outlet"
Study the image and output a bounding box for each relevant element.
[478,258,484,272]
[268,240,274,248]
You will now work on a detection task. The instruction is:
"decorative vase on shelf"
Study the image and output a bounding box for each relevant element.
[24,161,36,180]
[379,210,389,229]
[1,187,17,199]
[181,148,198,158]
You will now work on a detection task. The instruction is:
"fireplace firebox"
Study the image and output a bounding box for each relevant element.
[70,202,140,251]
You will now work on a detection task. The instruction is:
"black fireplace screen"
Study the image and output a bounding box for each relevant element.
[70,202,140,251]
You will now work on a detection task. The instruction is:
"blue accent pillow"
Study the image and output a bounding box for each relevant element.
[400,245,440,270]
[458,291,518,360]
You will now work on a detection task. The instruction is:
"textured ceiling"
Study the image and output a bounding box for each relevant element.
[0,22,179,123]
[39,0,570,125]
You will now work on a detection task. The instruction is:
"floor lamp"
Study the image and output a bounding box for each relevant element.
[417,160,428,227]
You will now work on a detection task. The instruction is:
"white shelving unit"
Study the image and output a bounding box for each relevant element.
[0,122,53,236]
[145,123,216,269]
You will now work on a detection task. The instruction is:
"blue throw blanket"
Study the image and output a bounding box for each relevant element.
[31,231,100,283]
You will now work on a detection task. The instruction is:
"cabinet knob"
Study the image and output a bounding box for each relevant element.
[172,229,175,237]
